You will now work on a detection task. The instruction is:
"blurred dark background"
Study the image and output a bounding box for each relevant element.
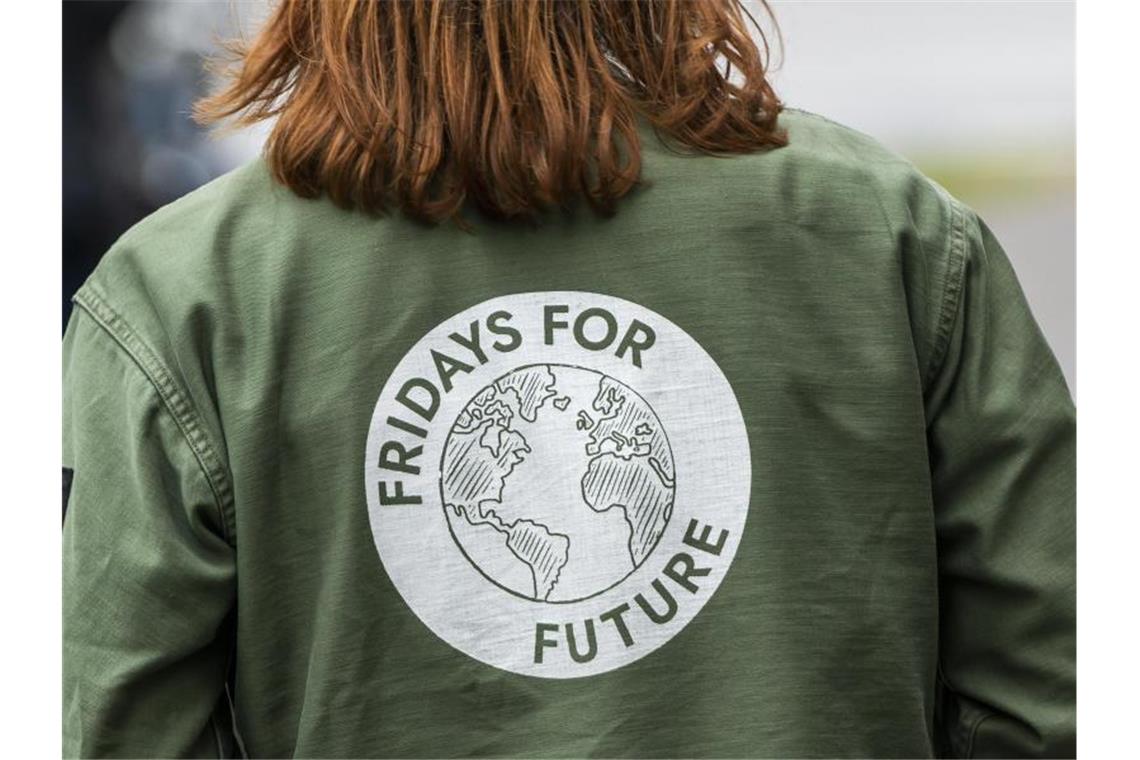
[62,0,1074,386]
[62,0,263,327]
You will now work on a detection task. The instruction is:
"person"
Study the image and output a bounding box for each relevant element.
[61,1,1076,757]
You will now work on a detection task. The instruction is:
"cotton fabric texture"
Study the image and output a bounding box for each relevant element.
[62,110,1076,758]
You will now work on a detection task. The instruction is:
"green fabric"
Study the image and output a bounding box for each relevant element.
[62,110,1075,758]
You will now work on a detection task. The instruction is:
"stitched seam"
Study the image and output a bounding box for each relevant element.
[923,192,968,389]
[789,106,966,394]
[861,169,928,384]
[211,710,225,759]
[937,666,998,759]
[965,711,994,759]
[225,677,250,758]
[72,288,236,545]
[784,108,943,394]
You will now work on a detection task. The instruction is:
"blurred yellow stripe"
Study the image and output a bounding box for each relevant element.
[913,147,1074,203]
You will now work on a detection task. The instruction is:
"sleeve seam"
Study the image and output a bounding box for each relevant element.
[71,287,236,545]
[836,156,954,398]
[923,192,969,389]
[964,711,994,759]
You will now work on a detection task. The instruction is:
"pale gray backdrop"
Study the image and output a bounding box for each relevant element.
[767,0,1075,388]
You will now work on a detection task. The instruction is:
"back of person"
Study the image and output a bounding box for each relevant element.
[62,3,1075,758]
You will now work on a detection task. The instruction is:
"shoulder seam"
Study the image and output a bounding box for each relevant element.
[71,288,237,545]
[923,191,968,389]
[935,665,999,758]
[854,160,947,395]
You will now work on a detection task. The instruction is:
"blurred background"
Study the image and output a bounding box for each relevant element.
[62,0,1075,387]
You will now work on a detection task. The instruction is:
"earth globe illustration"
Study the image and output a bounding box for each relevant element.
[439,363,676,603]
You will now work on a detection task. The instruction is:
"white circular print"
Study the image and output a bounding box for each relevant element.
[364,292,751,679]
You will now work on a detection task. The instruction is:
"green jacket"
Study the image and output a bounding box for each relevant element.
[63,110,1076,758]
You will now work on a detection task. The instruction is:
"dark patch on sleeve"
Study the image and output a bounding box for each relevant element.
[63,467,74,526]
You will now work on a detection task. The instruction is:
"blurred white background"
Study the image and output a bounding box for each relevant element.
[64,0,1074,387]
[767,0,1075,387]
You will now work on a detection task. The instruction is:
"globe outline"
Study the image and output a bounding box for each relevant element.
[437,362,677,605]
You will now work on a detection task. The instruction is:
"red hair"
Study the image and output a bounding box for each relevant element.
[196,0,786,227]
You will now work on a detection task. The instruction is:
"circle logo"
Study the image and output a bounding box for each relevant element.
[364,292,750,678]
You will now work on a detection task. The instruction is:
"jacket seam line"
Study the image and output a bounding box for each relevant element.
[864,174,931,393]
[798,114,936,396]
[71,288,236,545]
[936,666,998,759]
[923,192,967,389]
[965,711,994,759]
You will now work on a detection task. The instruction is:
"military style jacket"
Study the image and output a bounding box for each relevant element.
[63,110,1076,758]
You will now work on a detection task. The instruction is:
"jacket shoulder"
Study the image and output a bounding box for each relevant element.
[68,158,294,483]
[99,158,283,276]
[72,156,315,342]
[776,108,956,216]
[771,109,967,385]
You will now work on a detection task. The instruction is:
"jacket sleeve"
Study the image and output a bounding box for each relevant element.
[62,303,238,758]
[925,201,1076,758]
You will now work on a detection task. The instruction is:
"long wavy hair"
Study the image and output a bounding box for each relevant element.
[196,0,786,227]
